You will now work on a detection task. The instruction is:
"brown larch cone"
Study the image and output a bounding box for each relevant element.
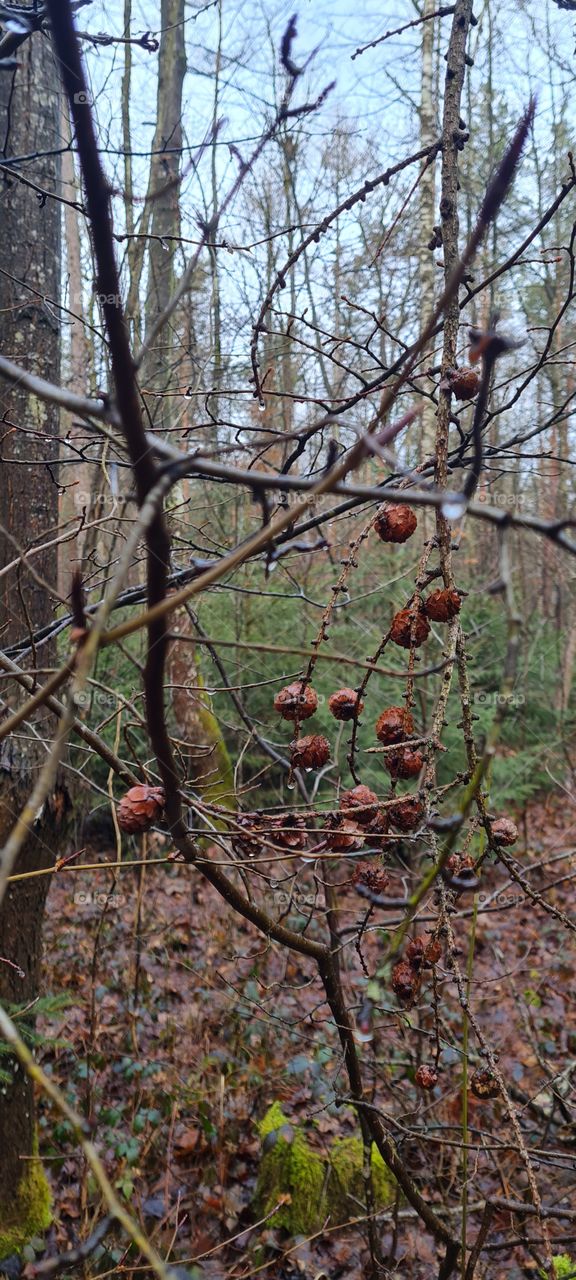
[392,960,421,1006]
[323,814,365,852]
[388,796,424,832]
[291,734,330,770]
[443,366,480,400]
[385,747,424,781]
[352,859,390,894]
[230,813,265,859]
[274,681,318,721]
[328,687,364,720]
[390,606,430,648]
[375,705,415,745]
[268,813,309,850]
[374,504,418,544]
[117,785,165,834]
[424,938,442,967]
[470,1067,500,1100]
[406,937,425,970]
[490,817,518,846]
[424,588,461,622]
[340,784,379,825]
[415,1063,439,1090]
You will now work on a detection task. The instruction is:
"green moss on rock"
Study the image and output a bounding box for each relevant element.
[539,1257,575,1279]
[329,1136,394,1223]
[256,1103,326,1233]
[0,1156,51,1258]
[255,1103,395,1236]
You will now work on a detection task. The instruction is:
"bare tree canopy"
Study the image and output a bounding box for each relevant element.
[0,2,575,1278]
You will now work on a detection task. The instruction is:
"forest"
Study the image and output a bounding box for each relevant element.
[0,1,575,1278]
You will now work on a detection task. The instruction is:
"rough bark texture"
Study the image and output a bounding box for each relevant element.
[435,0,474,492]
[140,0,186,411]
[59,103,93,595]
[0,27,64,1249]
[418,0,438,475]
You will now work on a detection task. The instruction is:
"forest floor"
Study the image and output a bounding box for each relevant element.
[33,790,576,1280]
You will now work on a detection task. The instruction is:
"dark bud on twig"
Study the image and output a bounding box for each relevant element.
[280,13,301,78]
[477,98,536,234]
[468,325,519,365]
[70,569,87,647]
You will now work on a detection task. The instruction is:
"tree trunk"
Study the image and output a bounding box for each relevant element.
[418,0,438,480]
[59,101,93,596]
[0,28,64,1256]
[140,0,186,418]
[139,0,234,808]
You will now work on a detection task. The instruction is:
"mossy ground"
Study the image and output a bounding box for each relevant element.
[256,1102,395,1236]
[0,1156,51,1258]
[539,1258,576,1279]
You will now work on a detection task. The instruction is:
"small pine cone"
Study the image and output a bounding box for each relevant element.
[328,687,364,721]
[291,734,330,770]
[424,588,461,622]
[364,809,391,850]
[415,1063,439,1090]
[406,937,425,970]
[443,852,462,878]
[390,606,430,649]
[274,681,318,721]
[470,1067,500,1100]
[392,961,420,1006]
[375,705,415,745]
[231,813,265,859]
[340,784,379,825]
[374,504,417,544]
[117,785,165,834]
[490,817,518,847]
[446,366,480,401]
[385,747,424,781]
[443,853,480,891]
[323,814,365,852]
[388,796,424,832]
[269,812,308,851]
[352,859,390,894]
[424,938,443,967]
